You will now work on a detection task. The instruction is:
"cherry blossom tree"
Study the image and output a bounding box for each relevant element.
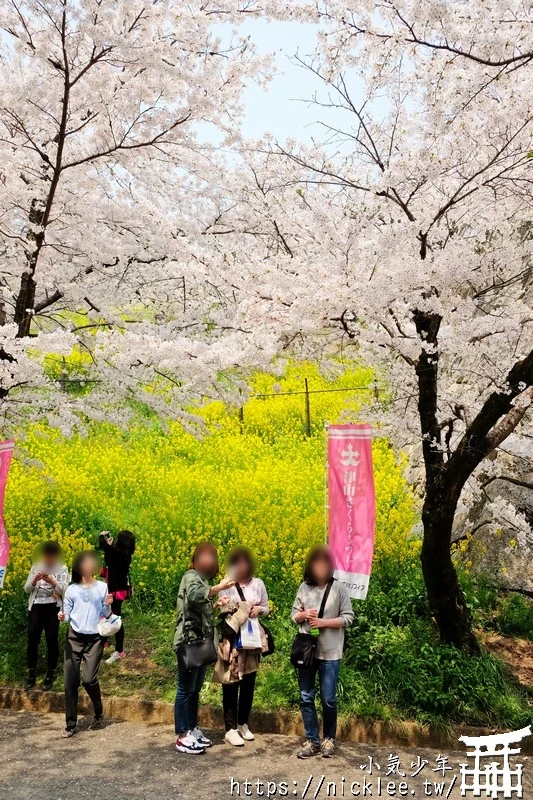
[1,0,531,651]
[235,0,532,650]
[0,0,278,432]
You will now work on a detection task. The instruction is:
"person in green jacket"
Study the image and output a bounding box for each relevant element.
[174,542,234,755]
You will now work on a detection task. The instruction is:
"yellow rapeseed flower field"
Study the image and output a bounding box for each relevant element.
[1,363,418,608]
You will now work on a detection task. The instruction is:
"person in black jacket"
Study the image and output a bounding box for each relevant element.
[99,530,136,664]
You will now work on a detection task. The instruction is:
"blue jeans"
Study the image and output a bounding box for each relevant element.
[298,659,340,744]
[174,661,207,735]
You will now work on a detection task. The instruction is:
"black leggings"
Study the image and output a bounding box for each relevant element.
[111,599,124,652]
[27,604,60,673]
[222,671,257,731]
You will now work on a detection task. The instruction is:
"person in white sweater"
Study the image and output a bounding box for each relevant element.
[291,545,354,760]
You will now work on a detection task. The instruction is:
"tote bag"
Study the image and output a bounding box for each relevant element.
[234,582,274,654]
[175,583,216,670]
[97,614,122,637]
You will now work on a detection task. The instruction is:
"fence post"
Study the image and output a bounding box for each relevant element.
[304,378,311,437]
[239,390,244,433]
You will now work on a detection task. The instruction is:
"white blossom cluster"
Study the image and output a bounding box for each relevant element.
[0,2,531,562]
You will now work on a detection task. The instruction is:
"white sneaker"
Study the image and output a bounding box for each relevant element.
[175,731,206,754]
[105,651,125,665]
[191,726,212,748]
[238,723,255,741]
[224,728,245,747]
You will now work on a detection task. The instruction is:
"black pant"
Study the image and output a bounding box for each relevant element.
[111,599,124,652]
[64,628,104,730]
[222,671,257,731]
[27,604,60,674]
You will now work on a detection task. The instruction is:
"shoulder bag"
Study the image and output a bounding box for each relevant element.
[114,569,134,602]
[290,578,334,669]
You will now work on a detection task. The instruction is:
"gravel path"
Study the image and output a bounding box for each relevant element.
[0,709,530,800]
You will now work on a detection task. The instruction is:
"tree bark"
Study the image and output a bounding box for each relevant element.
[14,197,45,338]
[14,6,69,340]
[413,308,481,651]
[415,327,533,649]
[420,481,480,653]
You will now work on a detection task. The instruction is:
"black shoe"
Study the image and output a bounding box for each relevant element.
[24,672,36,691]
[88,716,106,731]
[42,672,55,691]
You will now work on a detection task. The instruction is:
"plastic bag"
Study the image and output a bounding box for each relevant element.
[236,617,262,650]
[97,614,122,637]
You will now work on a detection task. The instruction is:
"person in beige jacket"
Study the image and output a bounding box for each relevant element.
[214,547,269,747]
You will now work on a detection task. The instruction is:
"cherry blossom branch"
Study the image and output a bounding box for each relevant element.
[446,351,533,496]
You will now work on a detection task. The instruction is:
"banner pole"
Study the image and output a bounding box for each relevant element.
[324,422,329,544]
[0,439,15,589]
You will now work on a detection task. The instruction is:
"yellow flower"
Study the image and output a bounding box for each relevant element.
[1,361,416,608]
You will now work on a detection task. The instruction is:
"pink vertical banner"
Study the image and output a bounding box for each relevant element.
[0,439,14,589]
[328,424,375,599]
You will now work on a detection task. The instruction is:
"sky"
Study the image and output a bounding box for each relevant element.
[231,19,352,143]
[239,20,321,140]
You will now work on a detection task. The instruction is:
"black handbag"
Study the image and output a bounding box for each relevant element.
[235,582,275,657]
[176,637,217,671]
[290,579,334,669]
[260,622,275,657]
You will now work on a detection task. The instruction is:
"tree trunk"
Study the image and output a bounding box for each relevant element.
[420,483,480,653]
[14,197,45,338]
[14,269,38,338]
[412,308,481,651]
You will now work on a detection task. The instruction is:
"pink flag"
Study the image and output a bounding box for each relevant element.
[327,424,375,599]
[0,439,14,589]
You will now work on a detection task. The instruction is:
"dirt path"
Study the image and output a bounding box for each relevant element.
[482,632,533,688]
[1,709,532,800]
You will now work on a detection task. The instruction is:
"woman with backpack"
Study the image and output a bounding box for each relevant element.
[99,530,136,664]
[291,545,354,760]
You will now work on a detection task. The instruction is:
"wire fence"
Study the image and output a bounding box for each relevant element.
[56,370,382,437]
[239,377,381,436]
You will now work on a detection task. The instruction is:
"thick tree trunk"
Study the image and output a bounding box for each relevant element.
[420,486,480,653]
[14,10,69,340]
[413,307,481,651]
[14,269,38,338]
[14,197,45,338]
